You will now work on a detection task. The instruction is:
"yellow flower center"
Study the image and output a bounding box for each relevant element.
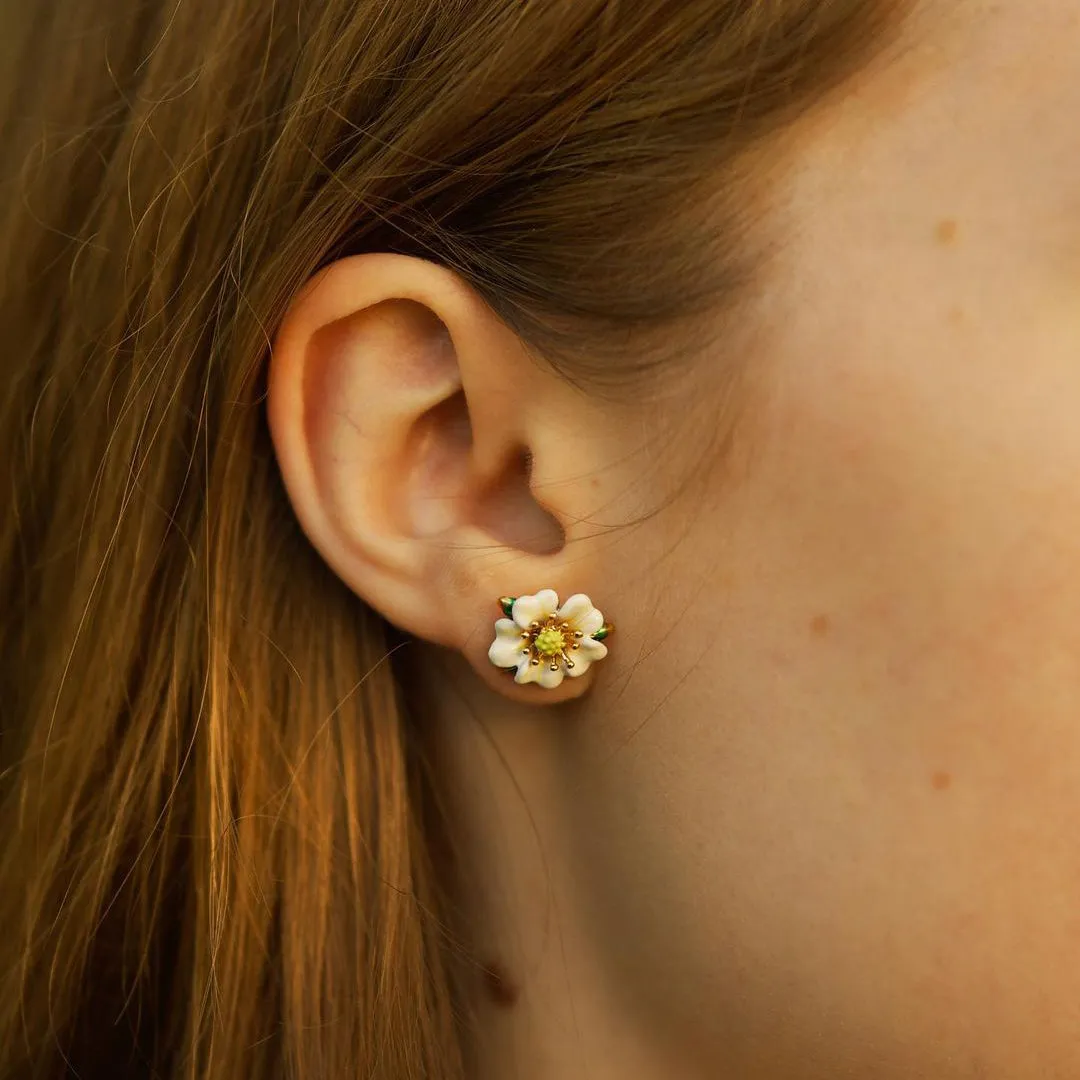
[533,627,566,656]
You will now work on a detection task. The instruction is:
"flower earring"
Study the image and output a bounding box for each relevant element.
[487,588,614,689]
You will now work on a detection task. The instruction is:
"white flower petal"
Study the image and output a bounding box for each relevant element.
[513,655,566,689]
[536,663,566,689]
[488,618,528,668]
[514,656,540,684]
[512,589,560,629]
[565,637,607,677]
[557,593,604,636]
[565,653,592,677]
[556,592,593,622]
[578,636,608,661]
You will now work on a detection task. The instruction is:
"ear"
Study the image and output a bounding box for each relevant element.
[266,253,625,700]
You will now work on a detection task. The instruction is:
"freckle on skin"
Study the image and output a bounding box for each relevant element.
[935,219,959,246]
[947,306,966,325]
[809,614,831,638]
[931,770,952,791]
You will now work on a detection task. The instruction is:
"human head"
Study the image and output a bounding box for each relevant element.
[4,0,1080,1077]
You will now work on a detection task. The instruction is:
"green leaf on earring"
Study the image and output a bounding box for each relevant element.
[499,596,516,618]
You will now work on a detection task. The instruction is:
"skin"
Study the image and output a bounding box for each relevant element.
[268,1,1080,1076]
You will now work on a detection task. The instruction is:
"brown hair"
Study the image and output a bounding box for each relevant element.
[0,2,905,1076]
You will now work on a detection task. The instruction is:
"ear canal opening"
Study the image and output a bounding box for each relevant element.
[473,443,565,556]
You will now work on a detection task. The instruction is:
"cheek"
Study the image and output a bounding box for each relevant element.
[743,311,1080,751]
[652,329,1080,1066]
[569,323,1080,1073]
[721,297,1080,843]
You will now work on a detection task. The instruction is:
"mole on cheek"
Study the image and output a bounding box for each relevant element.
[809,614,831,638]
[930,770,952,791]
[935,219,959,246]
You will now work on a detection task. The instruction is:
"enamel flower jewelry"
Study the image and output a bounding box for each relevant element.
[487,589,613,689]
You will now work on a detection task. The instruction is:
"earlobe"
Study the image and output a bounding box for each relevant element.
[267,252,622,697]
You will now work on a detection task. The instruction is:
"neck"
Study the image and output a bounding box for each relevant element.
[410,647,693,1080]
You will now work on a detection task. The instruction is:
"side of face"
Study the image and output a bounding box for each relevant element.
[565,1,1080,1074]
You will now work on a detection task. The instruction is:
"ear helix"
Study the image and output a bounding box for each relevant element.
[487,588,613,690]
